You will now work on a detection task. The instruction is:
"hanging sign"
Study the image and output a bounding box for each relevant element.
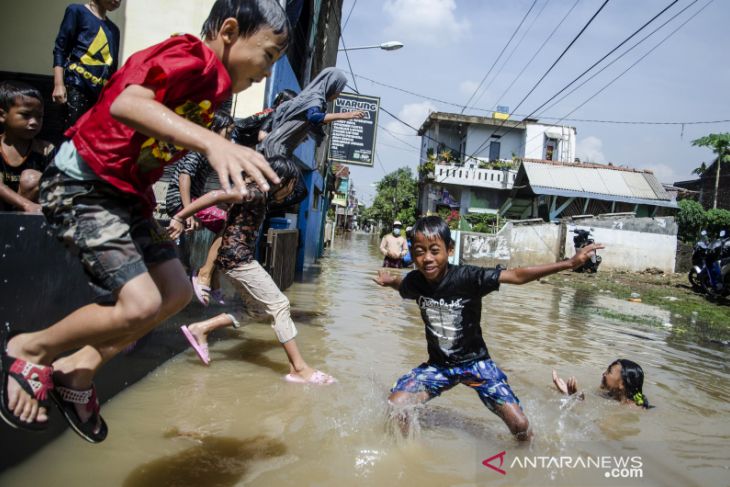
[328,92,380,167]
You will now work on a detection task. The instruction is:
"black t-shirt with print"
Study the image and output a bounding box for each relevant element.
[399,264,501,366]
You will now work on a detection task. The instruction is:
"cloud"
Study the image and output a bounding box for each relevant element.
[382,0,470,46]
[459,80,479,97]
[383,101,437,137]
[576,136,606,163]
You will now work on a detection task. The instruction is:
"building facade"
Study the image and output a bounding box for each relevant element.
[416,112,577,216]
[674,159,730,210]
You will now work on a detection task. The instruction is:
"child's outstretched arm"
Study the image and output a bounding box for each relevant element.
[167,189,240,239]
[552,370,584,399]
[110,85,280,196]
[373,269,402,290]
[499,243,604,285]
[322,110,366,124]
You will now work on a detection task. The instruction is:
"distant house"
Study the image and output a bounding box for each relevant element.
[416,112,577,215]
[673,158,730,210]
[501,159,678,220]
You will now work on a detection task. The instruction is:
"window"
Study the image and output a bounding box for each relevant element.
[489,140,501,161]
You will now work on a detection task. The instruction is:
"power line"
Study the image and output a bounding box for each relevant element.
[492,0,581,111]
[459,0,540,114]
[536,0,699,118]
[508,0,716,165]
[352,72,729,126]
[469,0,683,160]
[343,0,357,29]
[472,0,552,109]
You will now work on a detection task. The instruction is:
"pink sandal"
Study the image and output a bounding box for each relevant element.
[284,370,337,385]
[180,325,210,365]
[191,271,211,306]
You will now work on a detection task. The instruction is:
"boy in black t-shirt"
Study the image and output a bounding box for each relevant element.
[0,81,56,212]
[374,216,603,440]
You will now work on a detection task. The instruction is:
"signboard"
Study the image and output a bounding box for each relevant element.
[337,177,349,194]
[328,92,380,167]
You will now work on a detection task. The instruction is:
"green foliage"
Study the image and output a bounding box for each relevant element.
[676,199,706,243]
[478,160,514,170]
[437,207,461,230]
[705,208,730,236]
[691,133,730,164]
[464,213,498,233]
[368,167,418,228]
[419,159,435,177]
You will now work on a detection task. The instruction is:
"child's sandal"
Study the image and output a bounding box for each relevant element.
[0,333,54,431]
[51,383,108,443]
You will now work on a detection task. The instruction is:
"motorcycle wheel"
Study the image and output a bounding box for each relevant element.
[688,269,704,293]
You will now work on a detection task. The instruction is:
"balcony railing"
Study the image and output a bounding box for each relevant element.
[430,164,517,190]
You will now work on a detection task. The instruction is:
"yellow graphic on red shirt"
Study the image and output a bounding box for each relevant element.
[137,100,214,173]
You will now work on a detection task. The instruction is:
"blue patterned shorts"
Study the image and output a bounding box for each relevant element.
[391,359,521,413]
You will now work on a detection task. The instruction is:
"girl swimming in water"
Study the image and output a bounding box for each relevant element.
[552,359,652,408]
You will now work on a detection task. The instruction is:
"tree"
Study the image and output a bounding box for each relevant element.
[691,133,730,209]
[705,208,730,237]
[676,199,706,243]
[368,167,418,229]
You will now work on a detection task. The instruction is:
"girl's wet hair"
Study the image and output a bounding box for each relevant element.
[272,89,297,108]
[0,81,43,111]
[210,110,235,133]
[268,155,301,185]
[412,216,453,248]
[201,0,290,42]
[611,359,652,409]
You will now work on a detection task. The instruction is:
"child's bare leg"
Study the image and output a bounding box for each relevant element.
[281,339,316,379]
[197,235,222,286]
[494,403,531,441]
[387,391,430,435]
[18,169,42,202]
[6,260,191,425]
[186,313,235,348]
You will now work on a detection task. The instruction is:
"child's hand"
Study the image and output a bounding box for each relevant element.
[52,84,67,104]
[348,110,366,120]
[204,136,280,197]
[186,216,200,232]
[552,370,579,395]
[569,243,605,269]
[373,269,397,287]
[167,217,185,240]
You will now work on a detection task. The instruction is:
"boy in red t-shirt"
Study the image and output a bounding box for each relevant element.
[0,0,289,442]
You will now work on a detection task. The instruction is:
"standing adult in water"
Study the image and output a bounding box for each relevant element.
[52,0,123,130]
[380,220,408,268]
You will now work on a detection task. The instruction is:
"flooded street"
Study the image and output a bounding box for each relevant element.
[2,233,729,487]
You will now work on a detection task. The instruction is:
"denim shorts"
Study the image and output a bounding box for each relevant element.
[391,359,521,413]
[40,163,178,294]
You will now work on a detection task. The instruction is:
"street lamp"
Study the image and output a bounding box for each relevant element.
[338,41,404,52]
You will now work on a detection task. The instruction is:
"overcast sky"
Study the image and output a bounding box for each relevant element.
[332,0,730,205]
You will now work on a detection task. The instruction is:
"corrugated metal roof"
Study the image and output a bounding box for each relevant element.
[523,161,672,202]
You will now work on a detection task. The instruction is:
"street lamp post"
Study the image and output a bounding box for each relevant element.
[338,41,404,52]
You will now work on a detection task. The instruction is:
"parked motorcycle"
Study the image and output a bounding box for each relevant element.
[689,229,730,298]
[572,228,602,273]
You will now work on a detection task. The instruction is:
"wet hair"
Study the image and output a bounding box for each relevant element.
[0,81,43,112]
[210,110,235,133]
[272,89,297,108]
[201,0,290,43]
[611,359,652,409]
[268,155,301,185]
[412,216,453,248]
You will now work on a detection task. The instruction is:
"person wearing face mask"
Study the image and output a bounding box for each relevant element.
[380,220,408,268]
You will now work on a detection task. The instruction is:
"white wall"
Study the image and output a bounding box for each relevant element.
[565,224,677,274]
[461,221,561,268]
[524,123,576,162]
[0,0,124,75]
[465,125,524,161]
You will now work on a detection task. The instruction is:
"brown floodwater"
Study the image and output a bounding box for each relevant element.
[1,233,729,486]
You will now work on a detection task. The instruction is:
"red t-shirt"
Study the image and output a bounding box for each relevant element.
[67,34,231,211]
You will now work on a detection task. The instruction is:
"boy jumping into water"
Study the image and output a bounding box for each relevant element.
[374,216,603,440]
[0,0,289,442]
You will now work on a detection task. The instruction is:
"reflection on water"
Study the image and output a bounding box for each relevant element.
[1,232,729,487]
